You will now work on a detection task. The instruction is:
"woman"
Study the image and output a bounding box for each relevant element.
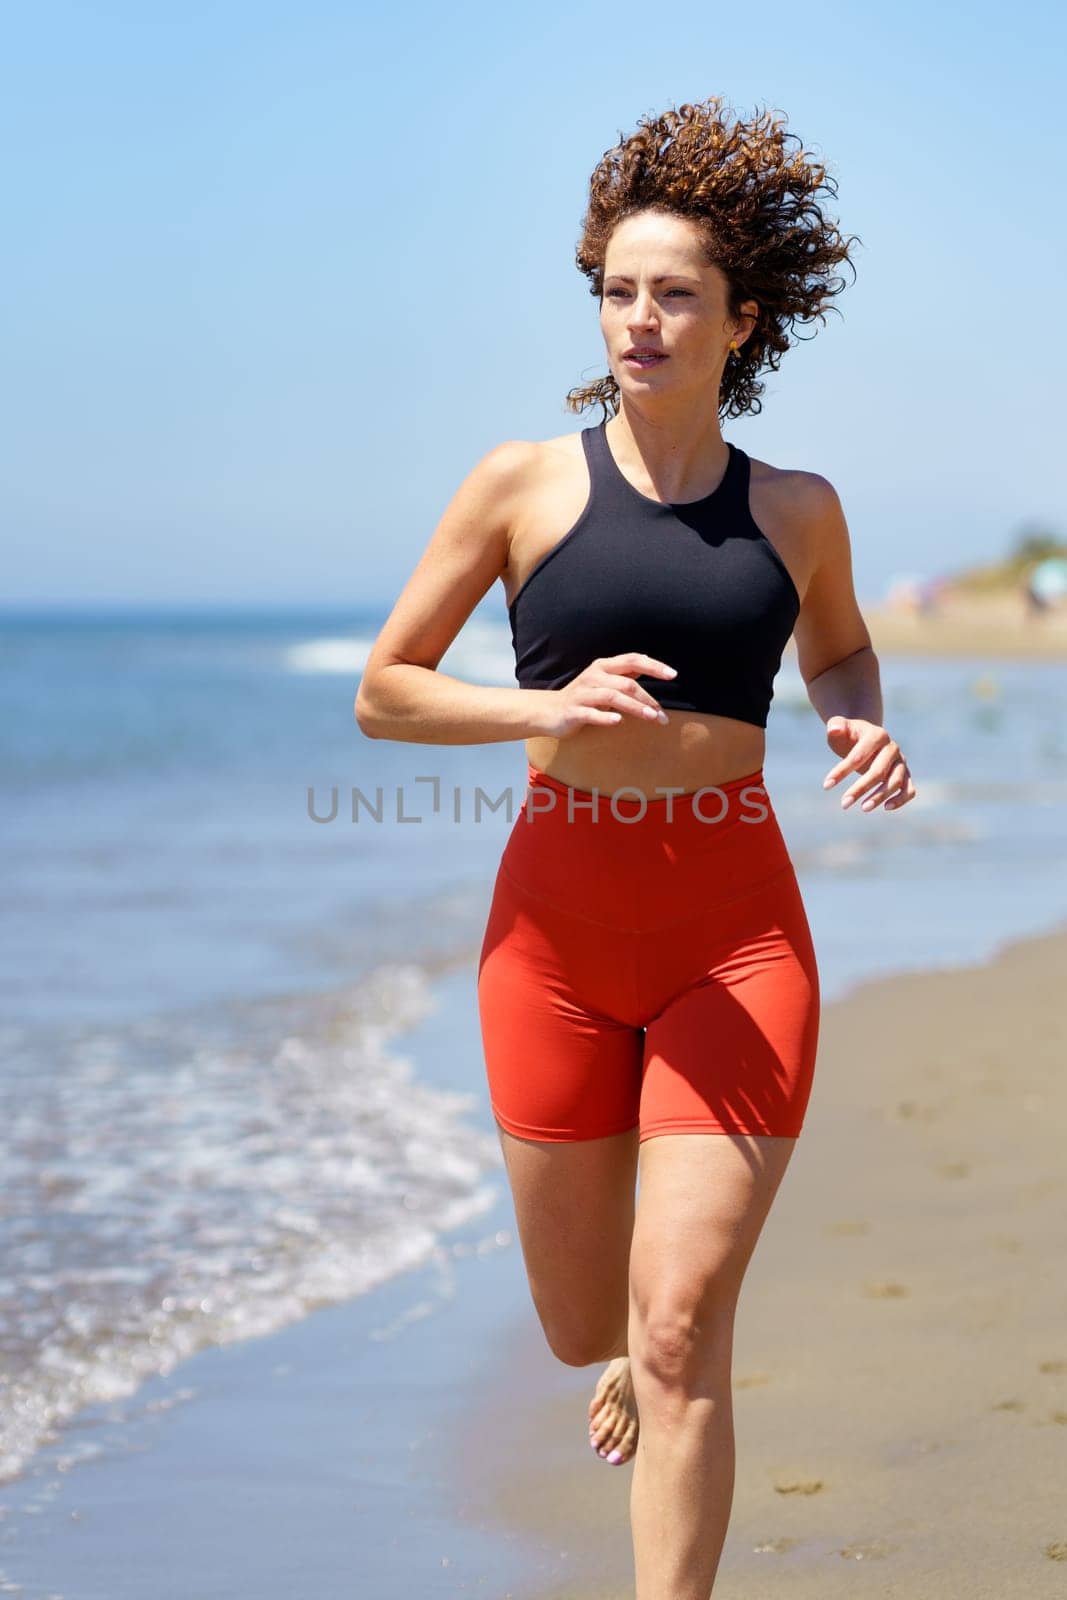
[356,96,916,1599]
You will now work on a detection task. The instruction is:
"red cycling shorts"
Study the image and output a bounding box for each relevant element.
[477,763,820,1143]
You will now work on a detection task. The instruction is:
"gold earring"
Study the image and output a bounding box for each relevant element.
[729,340,740,359]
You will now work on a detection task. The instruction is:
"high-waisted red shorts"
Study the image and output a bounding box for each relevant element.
[477,763,820,1143]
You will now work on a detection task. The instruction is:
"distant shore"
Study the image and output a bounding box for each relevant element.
[855,593,1067,659]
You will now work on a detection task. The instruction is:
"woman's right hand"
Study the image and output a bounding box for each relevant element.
[530,653,678,740]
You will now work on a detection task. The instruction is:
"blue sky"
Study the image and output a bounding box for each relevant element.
[4,0,1064,611]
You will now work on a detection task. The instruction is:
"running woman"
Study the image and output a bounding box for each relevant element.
[356,95,916,1600]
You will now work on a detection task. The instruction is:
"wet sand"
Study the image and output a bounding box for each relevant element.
[857,593,1067,659]
[455,918,1067,1597]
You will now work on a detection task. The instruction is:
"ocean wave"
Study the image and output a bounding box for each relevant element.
[0,960,502,1488]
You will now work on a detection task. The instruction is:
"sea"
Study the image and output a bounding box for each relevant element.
[1,602,1065,1502]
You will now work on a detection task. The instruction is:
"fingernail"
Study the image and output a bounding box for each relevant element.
[841,795,854,808]
[823,776,834,788]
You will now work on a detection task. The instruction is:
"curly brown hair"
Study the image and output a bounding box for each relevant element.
[565,96,861,422]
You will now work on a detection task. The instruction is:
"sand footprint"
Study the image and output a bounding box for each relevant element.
[1038,1359,1067,1375]
[863,1281,910,1298]
[734,1371,772,1389]
[838,1538,893,1560]
[891,1099,942,1123]
[1045,1541,1067,1561]
[773,1477,825,1495]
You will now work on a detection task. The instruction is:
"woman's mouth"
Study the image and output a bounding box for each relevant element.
[624,352,668,369]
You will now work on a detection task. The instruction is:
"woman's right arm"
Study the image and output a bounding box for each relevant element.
[354,440,549,745]
[354,440,677,746]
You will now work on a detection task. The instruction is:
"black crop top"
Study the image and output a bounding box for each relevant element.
[508,420,801,730]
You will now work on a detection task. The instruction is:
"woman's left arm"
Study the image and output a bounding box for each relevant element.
[790,475,917,814]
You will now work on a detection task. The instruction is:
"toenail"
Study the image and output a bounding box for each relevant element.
[607,1450,623,1463]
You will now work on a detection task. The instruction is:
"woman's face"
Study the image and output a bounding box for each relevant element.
[600,210,753,397]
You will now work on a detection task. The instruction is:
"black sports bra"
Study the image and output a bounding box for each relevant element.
[508,420,801,730]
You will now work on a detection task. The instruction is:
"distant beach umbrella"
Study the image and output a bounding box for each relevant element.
[1028,557,1067,602]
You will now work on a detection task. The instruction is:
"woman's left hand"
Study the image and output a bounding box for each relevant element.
[822,716,916,813]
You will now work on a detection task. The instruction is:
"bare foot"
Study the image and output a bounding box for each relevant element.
[588,1355,639,1465]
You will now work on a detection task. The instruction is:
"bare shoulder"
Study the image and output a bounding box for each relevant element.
[743,452,844,605]
[747,451,841,530]
[445,428,586,537]
[485,428,583,469]
[441,436,546,554]
[515,427,587,484]
[748,453,871,677]
[496,429,590,585]
[466,435,541,498]
[469,431,581,508]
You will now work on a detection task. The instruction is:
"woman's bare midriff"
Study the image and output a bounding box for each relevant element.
[523,713,767,799]
[504,427,814,800]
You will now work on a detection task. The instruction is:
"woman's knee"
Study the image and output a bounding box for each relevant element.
[629,1293,737,1391]
[543,1317,624,1368]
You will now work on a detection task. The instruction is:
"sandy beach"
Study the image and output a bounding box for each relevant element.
[857,593,1067,660]
[4,924,1067,1597]
[455,917,1067,1598]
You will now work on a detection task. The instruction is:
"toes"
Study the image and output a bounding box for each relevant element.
[589,1412,617,1452]
[588,1392,619,1433]
[599,1414,623,1449]
[587,1359,639,1463]
[591,1409,636,1460]
[588,1399,607,1436]
[589,1376,615,1409]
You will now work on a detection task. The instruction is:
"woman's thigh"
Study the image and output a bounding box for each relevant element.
[638,864,821,1141]
[496,1123,639,1365]
[629,1131,797,1354]
[477,859,646,1143]
[625,870,817,1354]
[478,860,648,1361]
